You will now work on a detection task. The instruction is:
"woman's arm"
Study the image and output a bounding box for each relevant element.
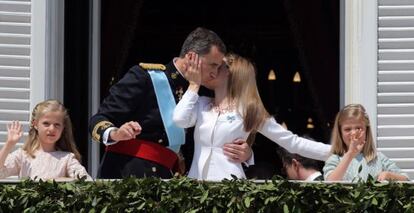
[173,90,200,128]
[173,53,202,128]
[259,117,330,161]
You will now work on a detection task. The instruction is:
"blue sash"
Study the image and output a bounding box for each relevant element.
[148,70,185,153]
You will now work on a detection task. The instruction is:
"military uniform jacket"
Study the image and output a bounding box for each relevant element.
[89,61,189,147]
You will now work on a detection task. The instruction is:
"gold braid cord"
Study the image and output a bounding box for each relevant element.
[139,63,166,71]
[92,121,114,142]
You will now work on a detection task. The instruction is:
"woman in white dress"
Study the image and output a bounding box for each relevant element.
[173,53,330,181]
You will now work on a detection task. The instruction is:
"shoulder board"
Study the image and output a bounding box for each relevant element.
[139,63,166,71]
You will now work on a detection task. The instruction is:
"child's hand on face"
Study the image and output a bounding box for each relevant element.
[6,121,23,146]
[348,129,365,156]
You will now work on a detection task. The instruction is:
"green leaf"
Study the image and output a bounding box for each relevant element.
[372,198,378,206]
[200,191,209,203]
[244,197,253,208]
[283,204,289,213]
[100,206,108,213]
[92,196,98,207]
[353,191,360,198]
[212,207,218,213]
[137,202,145,210]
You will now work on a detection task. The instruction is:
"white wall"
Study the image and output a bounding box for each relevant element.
[0,0,32,147]
[377,0,414,179]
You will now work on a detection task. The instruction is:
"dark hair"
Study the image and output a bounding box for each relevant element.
[278,148,321,171]
[179,27,227,57]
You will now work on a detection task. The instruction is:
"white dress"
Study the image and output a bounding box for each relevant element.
[173,90,331,181]
[0,148,91,180]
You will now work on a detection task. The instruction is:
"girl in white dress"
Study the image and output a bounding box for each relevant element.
[173,53,331,181]
[0,100,91,180]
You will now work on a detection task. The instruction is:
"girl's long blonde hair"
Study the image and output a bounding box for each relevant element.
[23,100,82,161]
[225,53,269,144]
[330,104,377,162]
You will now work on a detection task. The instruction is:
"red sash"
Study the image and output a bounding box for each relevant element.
[106,139,178,171]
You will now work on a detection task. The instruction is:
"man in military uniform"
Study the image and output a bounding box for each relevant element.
[89,27,253,178]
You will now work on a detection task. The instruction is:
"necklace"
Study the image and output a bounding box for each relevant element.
[212,102,235,114]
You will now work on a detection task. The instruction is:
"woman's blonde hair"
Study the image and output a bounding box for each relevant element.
[330,104,377,162]
[23,99,81,161]
[225,53,269,144]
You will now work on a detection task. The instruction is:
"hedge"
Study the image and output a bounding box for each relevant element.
[0,176,413,212]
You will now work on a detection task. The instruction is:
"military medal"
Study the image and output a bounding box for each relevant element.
[171,72,178,79]
[176,86,184,100]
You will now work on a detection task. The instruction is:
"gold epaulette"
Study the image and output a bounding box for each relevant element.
[139,63,166,71]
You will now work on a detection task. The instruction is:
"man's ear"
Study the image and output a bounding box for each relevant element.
[180,53,193,73]
[292,159,300,170]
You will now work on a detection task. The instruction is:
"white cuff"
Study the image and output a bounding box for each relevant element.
[243,151,255,167]
[103,127,119,146]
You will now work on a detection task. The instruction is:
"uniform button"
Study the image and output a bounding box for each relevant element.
[152,167,157,173]
[158,139,163,143]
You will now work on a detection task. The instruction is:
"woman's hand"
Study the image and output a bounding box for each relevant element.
[6,121,23,147]
[184,52,202,91]
[110,121,142,142]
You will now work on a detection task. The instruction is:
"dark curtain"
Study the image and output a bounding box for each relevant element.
[64,0,90,167]
[283,0,340,140]
[100,0,144,99]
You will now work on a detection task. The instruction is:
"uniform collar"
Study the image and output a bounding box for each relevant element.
[166,60,188,87]
[172,57,185,76]
[305,171,323,181]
